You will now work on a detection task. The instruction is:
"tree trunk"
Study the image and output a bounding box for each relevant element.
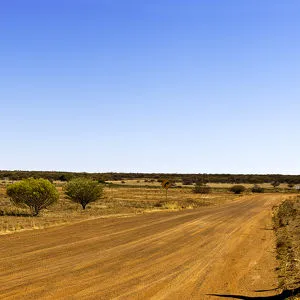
[32,206,39,216]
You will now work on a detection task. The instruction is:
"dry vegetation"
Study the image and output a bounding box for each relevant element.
[109,179,298,191]
[1,176,300,298]
[0,180,237,235]
[273,195,300,299]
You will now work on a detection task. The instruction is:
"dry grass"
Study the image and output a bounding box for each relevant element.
[108,179,297,191]
[273,196,300,297]
[0,181,238,234]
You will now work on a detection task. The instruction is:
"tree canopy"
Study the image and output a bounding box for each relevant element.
[6,178,59,216]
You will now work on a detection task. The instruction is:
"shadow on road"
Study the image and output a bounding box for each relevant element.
[207,286,300,299]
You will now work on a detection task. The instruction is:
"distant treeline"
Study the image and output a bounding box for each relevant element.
[0,170,300,184]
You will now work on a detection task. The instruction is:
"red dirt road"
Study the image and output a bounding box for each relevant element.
[0,194,285,299]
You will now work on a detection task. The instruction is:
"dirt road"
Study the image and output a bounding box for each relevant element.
[0,194,286,299]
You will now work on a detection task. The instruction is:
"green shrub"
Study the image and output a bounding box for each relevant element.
[6,178,59,216]
[64,178,103,210]
[251,185,264,193]
[229,185,246,194]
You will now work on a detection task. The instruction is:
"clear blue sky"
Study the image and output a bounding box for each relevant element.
[1,1,299,174]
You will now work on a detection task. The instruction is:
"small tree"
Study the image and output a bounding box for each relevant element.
[229,185,246,194]
[64,178,103,210]
[271,181,280,188]
[6,178,59,216]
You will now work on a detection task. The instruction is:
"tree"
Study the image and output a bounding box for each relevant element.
[64,178,103,210]
[271,181,280,188]
[59,174,68,181]
[6,178,59,216]
[229,185,246,194]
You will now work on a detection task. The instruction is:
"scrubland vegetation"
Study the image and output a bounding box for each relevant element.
[0,179,236,234]
[1,170,300,186]
[1,172,300,298]
[273,196,300,298]
[1,171,299,236]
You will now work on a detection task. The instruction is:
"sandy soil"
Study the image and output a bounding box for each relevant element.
[0,194,287,299]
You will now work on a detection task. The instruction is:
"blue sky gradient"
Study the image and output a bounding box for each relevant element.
[1,1,299,174]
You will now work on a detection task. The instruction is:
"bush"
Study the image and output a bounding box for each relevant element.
[193,184,211,194]
[182,178,194,185]
[64,178,103,210]
[229,185,246,194]
[272,181,280,188]
[59,174,74,182]
[6,178,59,216]
[276,200,296,227]
[251,185,264,193]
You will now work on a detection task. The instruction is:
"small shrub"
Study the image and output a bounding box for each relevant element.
[277,200,296,226]
[154,201,163,208]
[251,185,264,193]
[0,208,32,217]
[193,184,211,194]
[162,202,181,210]
[229,185,246,194]
[182,179,194,185]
